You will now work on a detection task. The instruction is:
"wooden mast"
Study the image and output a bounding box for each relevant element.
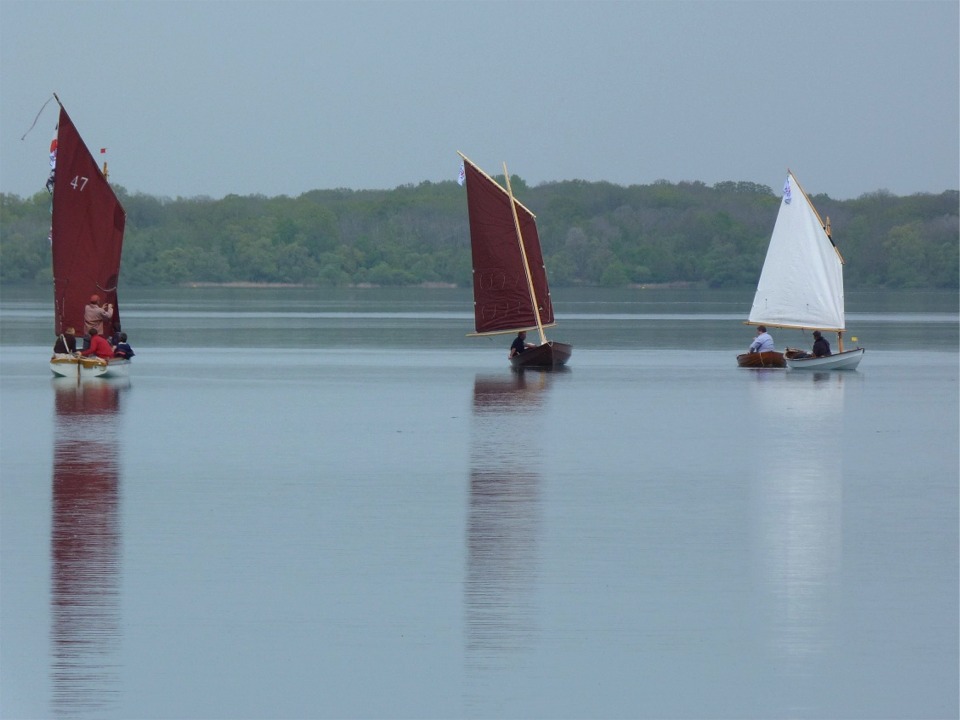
[503,162,547,347]
[788,169,845,264]
[788,169,846,352]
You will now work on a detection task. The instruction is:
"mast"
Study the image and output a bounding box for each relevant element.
[458,152,555,338]
[502,162,547,347]
[51,93,62,337]
[788,169,844,265]
[48,98,126,340]
[788,170,846,352]
[749,170,847,339]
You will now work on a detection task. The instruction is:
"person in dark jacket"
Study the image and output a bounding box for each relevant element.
[509,330,534,358]
[53,327,77,355]
[113,332,135,359]
[812,330,832,357]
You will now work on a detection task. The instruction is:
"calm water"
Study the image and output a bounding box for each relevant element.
[1,287,957,719]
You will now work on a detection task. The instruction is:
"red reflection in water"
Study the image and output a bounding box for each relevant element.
[50,379,124,718]
[466,372,550,679]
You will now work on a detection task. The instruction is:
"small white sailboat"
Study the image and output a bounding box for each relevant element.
[743,170,864,371]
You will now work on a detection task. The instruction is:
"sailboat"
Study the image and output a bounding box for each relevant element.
[738,170,864,371]
[459,152,572,369]
[47,96,129,379]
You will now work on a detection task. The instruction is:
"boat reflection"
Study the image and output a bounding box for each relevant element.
[465,371,552,693]
[750,371,845,714]
[50,378,126,719]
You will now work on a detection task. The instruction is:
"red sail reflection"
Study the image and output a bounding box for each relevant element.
[51,379,125,717]
[465,371,552,687]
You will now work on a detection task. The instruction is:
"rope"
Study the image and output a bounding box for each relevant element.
[20,95,55,141]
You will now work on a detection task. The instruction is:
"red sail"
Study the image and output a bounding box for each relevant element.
[51,105,126,339]
[462,158,554,335]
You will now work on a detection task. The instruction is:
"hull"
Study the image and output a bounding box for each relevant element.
[785,348,864,370]
[510,341,572,369]
[50,356,131,379]
[736,351,786,368]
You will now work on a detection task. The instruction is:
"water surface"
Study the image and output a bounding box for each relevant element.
[1,287,957,719]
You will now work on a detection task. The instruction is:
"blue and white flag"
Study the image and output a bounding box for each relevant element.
[783,176,792,204]
[457,161,465,186]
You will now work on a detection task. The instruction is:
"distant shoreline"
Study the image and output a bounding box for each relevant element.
[180,281,461,289]
[178,281,699,290]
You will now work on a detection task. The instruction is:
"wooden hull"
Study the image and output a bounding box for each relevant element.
[510,341,572,369]
[736,351,785,368]
[50,356,131,379]
[785,348,864,370]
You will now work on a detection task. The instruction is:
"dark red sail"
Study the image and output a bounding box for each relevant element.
[461,157,554,335]
[50,104,126,339]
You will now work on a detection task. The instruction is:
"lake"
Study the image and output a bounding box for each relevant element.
[1,286,957,719]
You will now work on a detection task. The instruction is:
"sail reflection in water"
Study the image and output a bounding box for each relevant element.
[465,371,553,692]
[750,371,850,713]
[51,379,126,718]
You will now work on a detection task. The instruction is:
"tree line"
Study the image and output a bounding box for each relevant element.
[1,177,957,289]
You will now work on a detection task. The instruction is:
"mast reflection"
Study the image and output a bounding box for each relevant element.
[465,370,552,691]
[751,371,847,714]
[51,378,126,718]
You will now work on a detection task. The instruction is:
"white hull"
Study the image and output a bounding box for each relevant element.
[50,356,131,379]
[785,348,864,371]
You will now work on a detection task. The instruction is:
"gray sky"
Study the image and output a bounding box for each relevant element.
[1,1,957,201]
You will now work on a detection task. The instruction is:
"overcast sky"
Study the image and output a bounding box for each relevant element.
[1,1,957,201]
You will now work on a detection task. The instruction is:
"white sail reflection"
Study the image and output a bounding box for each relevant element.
[50,378,126,719]
[750,372,846,711]
[465,371,552,703]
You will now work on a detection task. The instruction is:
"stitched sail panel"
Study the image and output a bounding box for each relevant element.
[462,158,554,335]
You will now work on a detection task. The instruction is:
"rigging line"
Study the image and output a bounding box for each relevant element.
[790,169,845,263]
[20,95,56,141]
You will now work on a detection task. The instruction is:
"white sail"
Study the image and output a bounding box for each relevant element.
[748,172,845,331]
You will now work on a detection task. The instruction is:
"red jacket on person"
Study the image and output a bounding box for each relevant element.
[81,334,114,359]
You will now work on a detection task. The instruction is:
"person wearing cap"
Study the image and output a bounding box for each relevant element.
[83,294,114,336]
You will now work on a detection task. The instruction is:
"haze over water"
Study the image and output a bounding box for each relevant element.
[1,287,957,719]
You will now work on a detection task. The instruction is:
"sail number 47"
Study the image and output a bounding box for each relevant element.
[70,175,89,191]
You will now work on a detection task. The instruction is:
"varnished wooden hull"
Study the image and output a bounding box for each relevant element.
[510,341,572,369]
[736,351,786,368]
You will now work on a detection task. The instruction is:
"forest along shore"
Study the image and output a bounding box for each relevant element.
[2,181,956,290]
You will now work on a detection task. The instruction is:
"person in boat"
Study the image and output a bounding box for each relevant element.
[748,326,775,353]
[113,332,135,359]
[509,331,535,358]
[790,330,834,360]
[811,330,832,357]
[52,326,78,356]
[80,328,114,360]
[84,294,114,336]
